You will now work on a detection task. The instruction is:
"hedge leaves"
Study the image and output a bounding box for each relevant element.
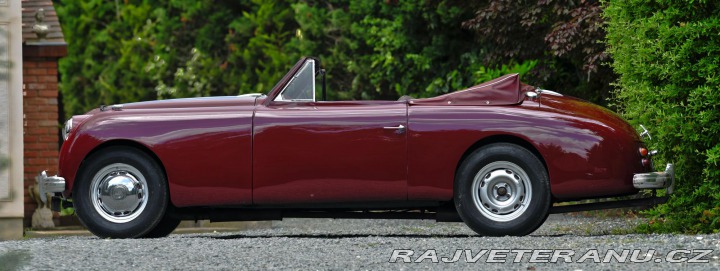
[606,0,720,233]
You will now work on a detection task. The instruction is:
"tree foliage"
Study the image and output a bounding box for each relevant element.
[55,0,720,233]
[291,1,530,100]
[57,0,157,117]
[57,0,541,117]
[462,0,613,103]
[147,0,300,98]
[57,0,299,116]
[605,0,720,233]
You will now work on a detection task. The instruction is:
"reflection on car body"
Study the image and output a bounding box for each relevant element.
[37,57,674,238]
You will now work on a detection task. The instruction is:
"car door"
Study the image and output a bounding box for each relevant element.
[252,59,408,204]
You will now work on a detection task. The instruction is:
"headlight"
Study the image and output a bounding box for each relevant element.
[62,118,73,141]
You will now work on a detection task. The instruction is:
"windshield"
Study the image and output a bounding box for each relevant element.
[275,60,315,102]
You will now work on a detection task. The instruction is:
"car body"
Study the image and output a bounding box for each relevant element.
[38,57,674,238]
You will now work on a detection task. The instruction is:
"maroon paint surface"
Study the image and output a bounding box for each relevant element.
[60,96,256,207]
[407,95,644,201]
[58,58,648,207]
[253,101,407,204]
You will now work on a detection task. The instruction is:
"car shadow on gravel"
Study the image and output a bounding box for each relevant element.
[195,233,568,239]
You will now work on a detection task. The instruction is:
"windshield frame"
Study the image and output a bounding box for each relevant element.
[274,59,316,102]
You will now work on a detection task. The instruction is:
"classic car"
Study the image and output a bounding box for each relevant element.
[37,57,674,238]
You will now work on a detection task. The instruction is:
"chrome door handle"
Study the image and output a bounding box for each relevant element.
[383,124,405,130]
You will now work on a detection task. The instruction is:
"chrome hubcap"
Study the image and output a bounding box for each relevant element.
[90,163,148,223]
[472,161,532,222]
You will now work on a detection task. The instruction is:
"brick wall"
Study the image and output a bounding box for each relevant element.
[22,58,61,227]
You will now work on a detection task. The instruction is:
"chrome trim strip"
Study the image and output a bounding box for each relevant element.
[383,124,405,130]
[536,88,563,96]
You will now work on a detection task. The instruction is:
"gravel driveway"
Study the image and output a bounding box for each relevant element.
[1,214,718,270]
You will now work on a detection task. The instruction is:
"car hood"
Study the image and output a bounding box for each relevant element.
[116,94,263,110]
[68,94,264,143]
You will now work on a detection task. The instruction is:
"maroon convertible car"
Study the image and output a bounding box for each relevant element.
[37,57,674,238]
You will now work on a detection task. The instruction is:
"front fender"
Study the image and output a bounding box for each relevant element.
[58,106,254,207]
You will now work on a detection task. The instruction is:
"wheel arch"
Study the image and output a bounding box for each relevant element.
[455,134,549,185]
[74,140,170,202]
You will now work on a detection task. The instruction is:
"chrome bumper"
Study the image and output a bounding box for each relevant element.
[36,171,66,203]
[633,163,675,194]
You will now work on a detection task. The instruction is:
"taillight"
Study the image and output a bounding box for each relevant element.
[642,158,651,167]
[639,147,648,157]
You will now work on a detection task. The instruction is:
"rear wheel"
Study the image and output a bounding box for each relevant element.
[74,147,169,238]
[454,143,550,236]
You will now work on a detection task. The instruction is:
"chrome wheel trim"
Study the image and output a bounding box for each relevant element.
[90,163,148,224]
[471,161,532,222]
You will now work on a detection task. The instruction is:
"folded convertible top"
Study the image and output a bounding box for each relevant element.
[410,74,534,106]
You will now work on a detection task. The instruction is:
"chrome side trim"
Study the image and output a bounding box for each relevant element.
[383,124,405,130]
[536,88,563,96]
[383,124,406,134]
[36,171,66,203]
[237,93,264,98]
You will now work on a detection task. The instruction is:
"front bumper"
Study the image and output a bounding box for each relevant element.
[36,171,66,203]
[633,163,675,194]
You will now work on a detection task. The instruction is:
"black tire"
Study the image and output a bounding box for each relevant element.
[454,143,550,236]
[74,147,169,238]
[141,207,181,238]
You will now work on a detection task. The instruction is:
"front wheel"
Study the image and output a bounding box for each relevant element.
[74,147,169,238]
[454,143,550,236]
[141,207,181,238]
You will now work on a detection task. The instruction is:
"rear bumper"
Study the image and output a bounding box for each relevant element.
[633,163,675,194]
[550,163,675,214]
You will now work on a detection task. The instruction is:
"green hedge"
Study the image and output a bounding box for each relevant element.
[56,1,488,116]
[605,0,720,233]
[56,1,573,118]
